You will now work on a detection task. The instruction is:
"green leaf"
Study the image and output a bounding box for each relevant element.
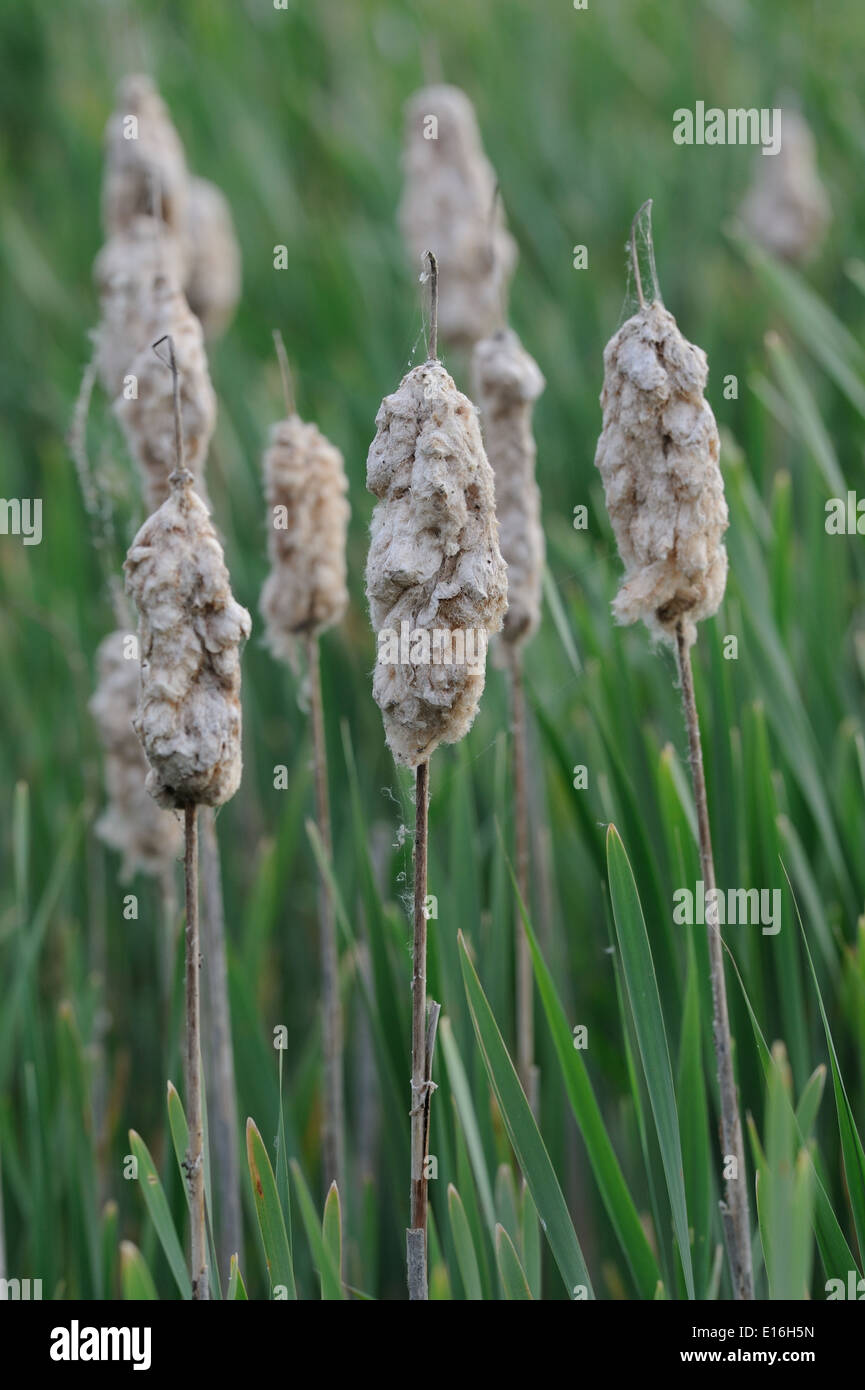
[322,1182,343,1299]
[290,1159,344,1300]
[227,1254,248,1300]
[515,846,659,1298]
[246,1118,297,1299]
[792,878,865,1260]
[120,1241,158,1301]
[448,1184,483,1301]
[520,1186,542,1301]
[458,932,594,1299]
[495,1224,533,1299]
[128,1130,191,1300]
[605,825,694,1299]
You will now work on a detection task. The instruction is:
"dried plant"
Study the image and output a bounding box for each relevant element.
[124,339,251,1301]
[102,74,189,237]
[366,254,505,1297]
[473,324,546,1107]
[740,108,831,264]
[399,85,516,348]
[594,203,753,1301]
[183,177,242,339]
[259,331,350,1201]
[115,281,216,513]
[89,628,183,879]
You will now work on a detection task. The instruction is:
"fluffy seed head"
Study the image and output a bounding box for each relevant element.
[740,109,831,263]
[92,214,184,400]
[183,177,242,338]
[366,359,507,766]
[260,414,350,656]
[124,469,251,808]
[594,299,728,648]
[473,328,545,648]
[102,74,188,237]
[114,282,216,512]
[399,85,517,347]
[89,630,183,878]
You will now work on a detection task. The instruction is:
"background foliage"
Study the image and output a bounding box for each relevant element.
[2,0,865,1299]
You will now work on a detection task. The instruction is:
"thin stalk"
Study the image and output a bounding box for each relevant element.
[509,649,538,1113]
[675,621,754,1301]
[200,807,242,1281]
[305,632,345,1203]
[183,804,209,1300]
[424,250,438,361]
[408,760,440,1300]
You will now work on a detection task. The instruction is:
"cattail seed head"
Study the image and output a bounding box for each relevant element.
[102,75,189,237]
[740,109,831,264]
[260,414,350,657]
[93,214,184,400]
[183,177,242,339]
[399,85,516,348]
[114,283,216,512]
[366,359,507,766]
[89,629,183,878]
[473,327,545,649]
[594,299,728,649]
[124,468,251,808]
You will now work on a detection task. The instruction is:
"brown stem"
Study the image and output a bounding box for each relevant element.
[152,333,185,476]
[183,804,209,1300]
[424,251,438,362]
[305,634,345,1207]
[272,329,296,416]
[676,622,754,1301]
[630,198,653,310]
[407,759,437,1300]
[510,651,538,1114]
[200,808,243,1284]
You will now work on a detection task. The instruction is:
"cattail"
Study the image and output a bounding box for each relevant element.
[366,254,504,1299]
[260,411,350,658]
[102,74,188,237]
[472,325,545,1111]
[89,629,182,878]
[259,331,350,1203]
[124,466,250,809]
[740,109,831,263]
[183,177,242,339]
[473,327,545,649]
[92,214,184,400]
[399,85,516,348]
[124,339,250,1303]
[102,72,189,236]
[595,203,753,1302]
[115,281,216,513]
[366,355,508,766]
[594,293,728,651]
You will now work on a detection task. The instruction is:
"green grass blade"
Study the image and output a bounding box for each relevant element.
[458,931,594,1299]
[128,1129,192,1300]
[120,1241,158,1301]
[246,1117,297,1299]
[495,1224,533,1299]
[447,1183,483,1300]
[289,1159,344,1300]
[227,1253,248,1300]
[605,825,694,1299]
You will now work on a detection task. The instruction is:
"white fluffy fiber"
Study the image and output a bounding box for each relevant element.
[366,359,507,766]
[400,85,516,347]
[594,300,728,648]
[125,469,251,808]
[473,328,545,647]
[260,414,350,654]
